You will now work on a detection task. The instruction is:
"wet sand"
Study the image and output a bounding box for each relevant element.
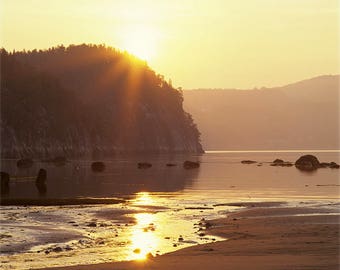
[38,203,340,270]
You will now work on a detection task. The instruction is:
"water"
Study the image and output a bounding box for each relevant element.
[1,151,339,269]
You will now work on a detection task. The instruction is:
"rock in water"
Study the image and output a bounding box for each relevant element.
[1,172,10,194]
[183,161,200,169]
[91,162,105,172]
[137,162,152,169]
[241,160,257,164]
[17,158,33,168]
[329,162,340,169]
[166,163,177,167]
[36,168,47,195]
[295,155,320,171]
[36,169,47,183]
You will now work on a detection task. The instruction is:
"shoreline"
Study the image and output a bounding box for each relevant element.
[36,202,340,270]
[0,197,125,206]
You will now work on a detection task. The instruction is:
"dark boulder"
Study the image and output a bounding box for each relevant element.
[183,161,200,169]
[17,158,33,168]
[319,162,330,168]
[273,159,284,164]
[91,162,105,172]
[1,172,10,195]
[36,169,47,195]
[36,169,47,183]
[166,163,177,167]
[295,155,320,171]
[329,162,340,169]
[241,160,257,164]
[138,162,152,169]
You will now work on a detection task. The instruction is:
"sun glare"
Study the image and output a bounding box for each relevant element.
[121,25,158,62]
[129,212,158,261]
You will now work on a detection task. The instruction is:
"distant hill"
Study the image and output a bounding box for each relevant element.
[183,75,339,150]
[1,44,202,158]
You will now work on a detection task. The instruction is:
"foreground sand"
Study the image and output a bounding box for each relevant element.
[39,204,340,270]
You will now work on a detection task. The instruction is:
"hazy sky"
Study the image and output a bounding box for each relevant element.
[1,0,339,88]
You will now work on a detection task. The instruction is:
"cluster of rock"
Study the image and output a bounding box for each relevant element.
[295,155,339,171]
[270,159,293,167]
[240,155,339,171]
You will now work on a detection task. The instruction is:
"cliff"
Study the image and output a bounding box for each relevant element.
[183,75,339,150]
[1,45,203,158]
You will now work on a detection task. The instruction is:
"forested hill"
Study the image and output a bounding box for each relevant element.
[183,75,339,150]
[1,44,202,158]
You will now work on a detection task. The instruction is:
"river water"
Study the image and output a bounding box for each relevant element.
[0,151,339,269]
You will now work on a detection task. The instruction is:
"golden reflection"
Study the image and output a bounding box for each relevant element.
[134,192,154,206]
[128,212,159,260]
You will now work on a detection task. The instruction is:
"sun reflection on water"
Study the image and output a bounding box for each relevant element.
[127,192,159,260]
[128,212,159,260]
[134,191,154,206]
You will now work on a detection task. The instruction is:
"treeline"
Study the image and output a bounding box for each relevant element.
[1,44,202,157]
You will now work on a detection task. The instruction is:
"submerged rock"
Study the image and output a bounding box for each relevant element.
[36,169,47,195]
[91,161,105,172]
[329,162,340,169]
[295,155,320,171]
[273,159,284,164]
[166,163,177,167]
[1,172,10,195]
[319,162,340,169]
[138,162,152,169]
[241,160,257,164]
[183,161,200,169]
[17,158,33,168]
[36,169,47,183]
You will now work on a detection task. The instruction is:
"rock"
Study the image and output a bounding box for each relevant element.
[166,163,177,167]
[183,161,200,169]
[36,169,47,183]
[87,222,97,227]
[241,160,256,164]
[52,247,63,252]
[319,162,339,169]
[17,158,33,168]
[133,248,141,254]
[295,155,320,171]
[146,252,154,259]
[1,172,10,194]
[273,159,284,164]
[36,169,47,195]
[329,162,340,169]
[91,161,105,172]
[319,162,330,168]
[137,162,152,169]
[271,162,293,167]
[178,236,184,241]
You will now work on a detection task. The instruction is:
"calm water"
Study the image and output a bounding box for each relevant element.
[0,151,339,269]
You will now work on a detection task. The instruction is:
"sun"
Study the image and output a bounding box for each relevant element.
[121,25,158,62]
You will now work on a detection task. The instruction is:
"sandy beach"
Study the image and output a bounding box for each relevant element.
[38,202,340,270]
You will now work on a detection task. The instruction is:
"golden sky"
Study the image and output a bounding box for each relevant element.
[1,0,339,88]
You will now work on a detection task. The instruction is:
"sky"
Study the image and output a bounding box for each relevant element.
[1,0,339,89]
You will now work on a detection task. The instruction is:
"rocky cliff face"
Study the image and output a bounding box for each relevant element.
[1,45,203,158]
